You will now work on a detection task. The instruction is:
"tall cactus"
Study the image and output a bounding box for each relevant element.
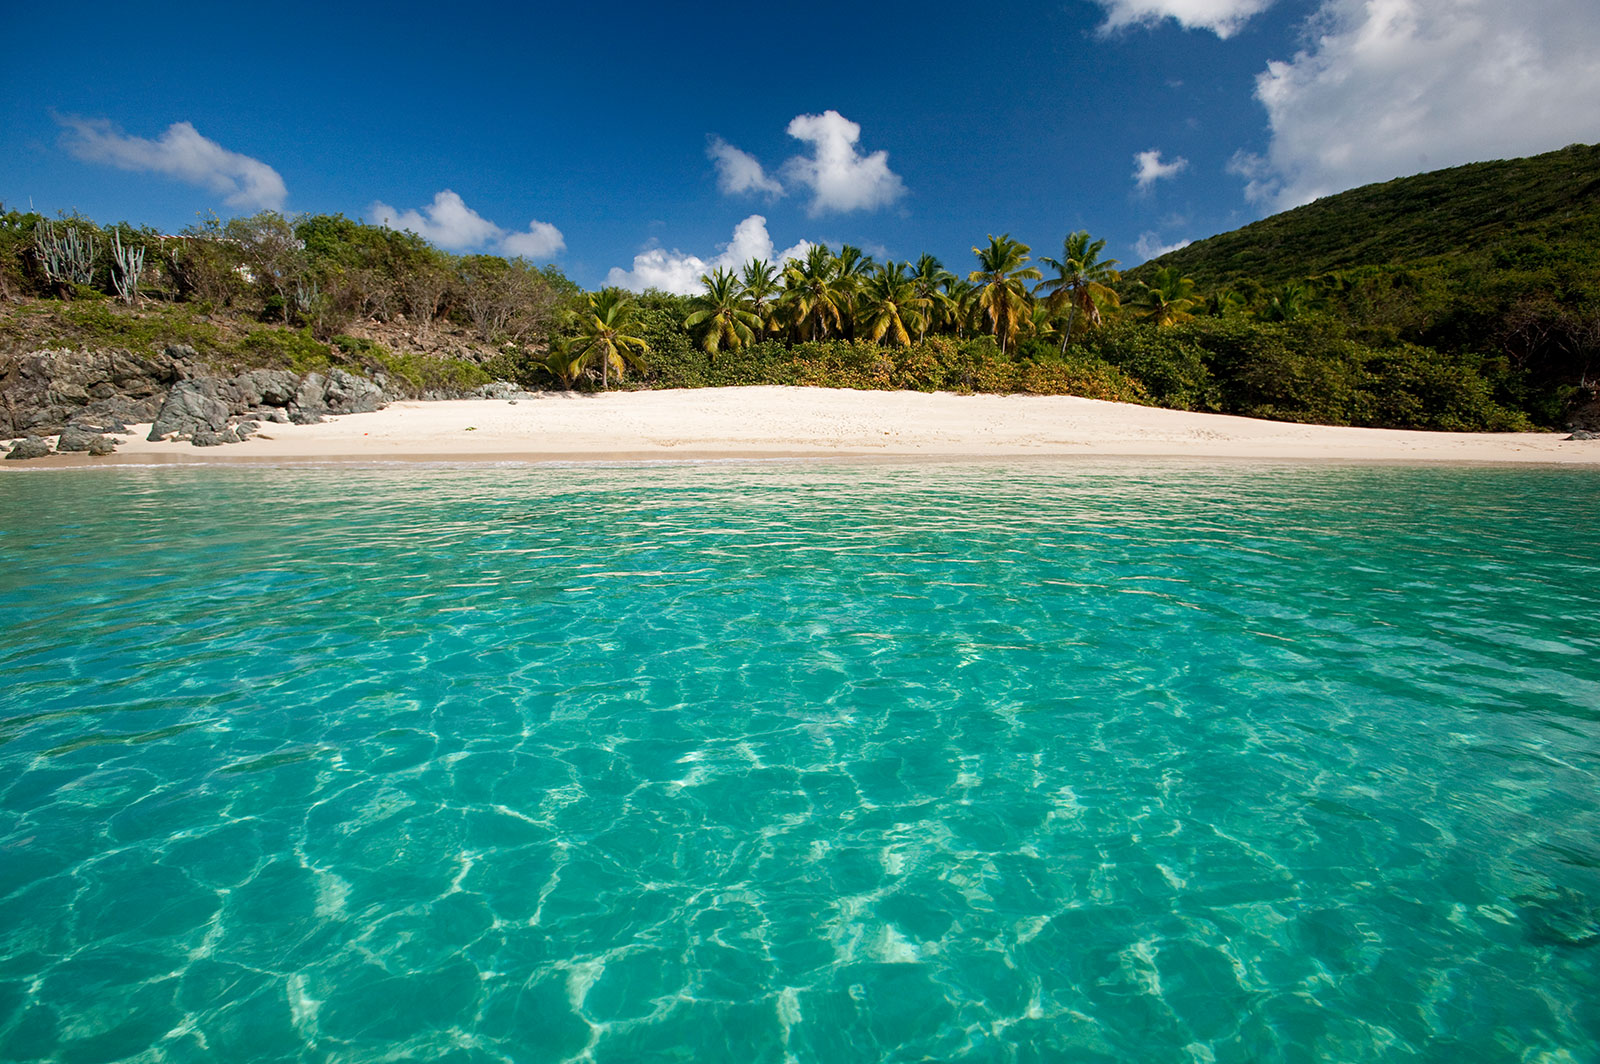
[34,220,99,288]
[110,229,146,304]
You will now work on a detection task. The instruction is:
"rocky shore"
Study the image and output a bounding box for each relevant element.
[1,344,398,459]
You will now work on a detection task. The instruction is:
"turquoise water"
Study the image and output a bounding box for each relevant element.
[1,461,1598,1063]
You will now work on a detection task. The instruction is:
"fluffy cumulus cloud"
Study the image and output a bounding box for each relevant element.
[708,137,784,198]
[1134,232,1194,261]
[58,117,287,210]
[1133,149,1189,189]
[1234,0,1600,211]
[709,112,906,215]
[500,221,567,259]
[605,215,812,295]
[367,190,565,258]
[1091,0,1276,38]
[781,111,906,215]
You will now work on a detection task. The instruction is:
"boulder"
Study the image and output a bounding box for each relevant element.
[5,436,52,460]
[1566,429,1598,441]
[212,369,300,414]
[191,428,240,447]
[148,381,231,441]
[55,426,110,452]
[320,369,385,415]
[87,436,117,456]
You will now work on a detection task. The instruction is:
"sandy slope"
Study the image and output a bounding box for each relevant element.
[6,386,1598,467]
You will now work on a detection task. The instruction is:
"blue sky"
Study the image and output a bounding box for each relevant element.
[3,0,1598,292]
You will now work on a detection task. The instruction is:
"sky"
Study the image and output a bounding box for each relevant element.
[3,0,1599,293]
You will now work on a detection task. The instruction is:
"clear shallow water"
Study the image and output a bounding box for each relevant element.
[1,460,1598,1064]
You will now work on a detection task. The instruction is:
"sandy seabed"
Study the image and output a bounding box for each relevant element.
[6,386,1598,468]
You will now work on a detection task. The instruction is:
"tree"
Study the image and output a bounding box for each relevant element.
[223,212,305,319]
[457,255,561,344]
[969,234,1040,354]
[1257,282,1322,323]
[739,259,782,333]
[1036,231,1120,352]
[684,268,761,359]
[834,244,875,336]
[910,253,954,343]
[572,288,649,389]
[858,262,930,347]
[943,277,979,338]
[1130,266,1199,326]
[781,245,846,341]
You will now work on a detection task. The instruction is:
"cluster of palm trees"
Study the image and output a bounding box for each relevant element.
[679,232,1141,358]
[547,231,1214,388]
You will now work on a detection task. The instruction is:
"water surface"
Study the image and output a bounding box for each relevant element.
[1,461,1597,1062]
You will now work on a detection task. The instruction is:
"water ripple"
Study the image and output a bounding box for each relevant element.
[1,461,1597,1062]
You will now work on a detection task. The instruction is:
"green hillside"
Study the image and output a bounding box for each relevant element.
[1117,143,1600,428]
[1133,142,1600,288]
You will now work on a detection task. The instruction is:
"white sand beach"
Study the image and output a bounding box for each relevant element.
[8,386,1599,466]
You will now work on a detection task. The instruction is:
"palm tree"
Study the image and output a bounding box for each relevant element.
[739,259,782,333]
[943,277,979,339]
[1129,266,1199,326]
[541,337,583,389]
[781,245,846,341]
[834,245,875,337]
[969,234,1041,354]
[1036,231,1120,352]
[1204,287,1249,317]
[572,288,649,388]
[684,268,762,359]
[858,262,931,347]
[910,253,954,343]
[1257,282,1322,322]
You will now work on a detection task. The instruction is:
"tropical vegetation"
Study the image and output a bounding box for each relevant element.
[3,140,1597,427]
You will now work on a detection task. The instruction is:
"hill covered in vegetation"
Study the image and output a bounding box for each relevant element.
[1134,143,1600,287]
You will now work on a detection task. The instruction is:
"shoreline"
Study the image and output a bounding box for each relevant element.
[5,386,1598,469]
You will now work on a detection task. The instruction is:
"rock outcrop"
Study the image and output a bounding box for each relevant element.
[5,436,53,460]
[0,347,185,438]
[0,344,412,449]
[148,381,233,441]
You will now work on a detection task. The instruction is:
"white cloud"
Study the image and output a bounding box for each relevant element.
[780,111,906,215]
[501,221,566,259]
[58,117,287,210]
[1134,232,1193,261]
[605,215,813,295]
[368,190,565,258]
[1237,0,1600,211]
[369,190,501,250]
[1133,149,1189,189]
[1092,0,1276,38]
[708,137,785,198]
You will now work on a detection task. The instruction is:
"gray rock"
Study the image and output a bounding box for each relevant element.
[5,436,52,460]
[290,372,330,421]
[191,428,240,447]
[0,347,182,437]
[1566,429,1599,441]
[148,381,231,441]
[323,369,385,415]
[87,435,117,456]
[56,426,108,452]
[233,420,260,439]
[213,369,300,413]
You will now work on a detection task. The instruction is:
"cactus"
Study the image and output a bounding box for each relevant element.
[294,278,319,315]
[110,229,146,304]
[34,219,99,287]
